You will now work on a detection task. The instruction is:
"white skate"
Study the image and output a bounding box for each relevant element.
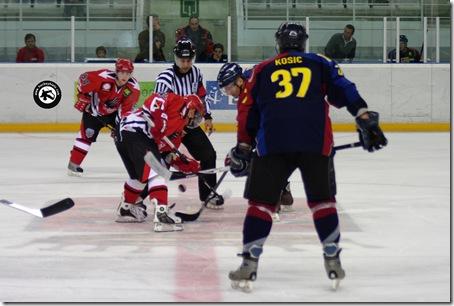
[152,199,184,232]
[205,193,225,209]
[115,198,147,223]
[229,254,258,293]
[323,243,345,290]
[67,162,83,177]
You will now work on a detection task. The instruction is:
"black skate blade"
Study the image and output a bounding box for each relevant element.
[40,198,75,217]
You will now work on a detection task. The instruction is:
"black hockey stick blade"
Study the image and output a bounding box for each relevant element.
[175,207,203,222]
[0,197,74,218]
[40,198,75,217]
[175,171,229,222]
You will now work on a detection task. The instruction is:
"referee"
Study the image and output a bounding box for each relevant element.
[154,38,224,209]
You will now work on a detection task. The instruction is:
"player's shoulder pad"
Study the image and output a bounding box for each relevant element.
[243,66,255,80]
[303,52,333,64]
[127,77,140,91]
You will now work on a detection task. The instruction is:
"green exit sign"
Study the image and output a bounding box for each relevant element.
[180,0,199,17]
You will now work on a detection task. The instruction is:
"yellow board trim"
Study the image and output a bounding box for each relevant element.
[0,122,449,133]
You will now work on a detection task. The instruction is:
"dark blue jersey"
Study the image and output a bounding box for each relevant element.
[237,50,368,156]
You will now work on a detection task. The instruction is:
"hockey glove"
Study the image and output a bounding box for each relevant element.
[356,111,388,152]
[172,156,200,173]
[74,94,91,112]
[227,143,252,177]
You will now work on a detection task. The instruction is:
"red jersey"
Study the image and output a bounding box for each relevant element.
[16,47,45,63]
[119,93,188,152]
[77,69,140,117]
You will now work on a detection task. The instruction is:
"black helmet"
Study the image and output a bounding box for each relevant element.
[275,22,308,52]
[399,34,408,43]
[173,38,196,58]
[217,62,243,89]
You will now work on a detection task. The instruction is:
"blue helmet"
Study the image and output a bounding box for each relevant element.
[217,62,243,89]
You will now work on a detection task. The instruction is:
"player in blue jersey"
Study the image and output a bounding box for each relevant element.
[222,22,387,292]
[217,63,294,220]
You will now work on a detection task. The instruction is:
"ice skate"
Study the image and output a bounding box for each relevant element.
[115,198,147,223]
[229,253,258,293]
[67,162,83,177]
[278,182,294,212]
[205,193,224,209]
[152,199,183,232]
[323,243,345,290]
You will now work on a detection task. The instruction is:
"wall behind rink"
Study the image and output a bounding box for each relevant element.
[0,62,449,132]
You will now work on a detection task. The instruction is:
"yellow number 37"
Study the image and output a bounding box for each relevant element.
[270,67,312,99]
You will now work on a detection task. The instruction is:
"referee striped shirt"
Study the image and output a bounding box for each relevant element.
[154,64,211,115]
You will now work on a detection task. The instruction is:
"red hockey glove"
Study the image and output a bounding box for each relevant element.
[172,156,200,174]
[74,95,91,112]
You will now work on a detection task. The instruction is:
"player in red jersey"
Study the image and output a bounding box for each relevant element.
[115,92,204,232]
[67,58,140,176]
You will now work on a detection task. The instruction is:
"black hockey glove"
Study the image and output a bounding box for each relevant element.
[356,111,388,152]
[226,144,252,177]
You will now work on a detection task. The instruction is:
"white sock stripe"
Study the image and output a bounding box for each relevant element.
[126,179,146,191]
[322,225,340,245]
[148,177,166,189]
[74,140,91,152]
[310,202,336,214]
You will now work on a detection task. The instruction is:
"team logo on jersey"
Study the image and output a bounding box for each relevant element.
[123,88,131,97]
[33,80,62,109]
[85,128,95,139]
[101,83,111,91]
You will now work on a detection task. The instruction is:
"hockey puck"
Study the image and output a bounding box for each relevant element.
[178,184,186,193]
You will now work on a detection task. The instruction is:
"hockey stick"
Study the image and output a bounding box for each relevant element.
[174,170,229,222]
[168,166,230,180]
[148,141,361,182]
[0,198,74,218]
[333,141,362,151]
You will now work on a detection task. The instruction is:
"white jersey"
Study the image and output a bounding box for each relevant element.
[119,95,166,140]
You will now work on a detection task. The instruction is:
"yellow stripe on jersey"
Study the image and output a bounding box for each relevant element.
[317,53,333,62]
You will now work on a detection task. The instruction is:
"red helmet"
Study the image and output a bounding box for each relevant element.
[115,58,134,73]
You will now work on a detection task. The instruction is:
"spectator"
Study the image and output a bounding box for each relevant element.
[388,35,421,63]
[63,0,86,18]
[208,43,227,63]
[96,46,107,58]
[16,33,45,63]
[135,14,166,62]
[175,15,214,62]
[324,24,356,62]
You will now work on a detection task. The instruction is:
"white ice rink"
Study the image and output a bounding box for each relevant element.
[0,132,450,302]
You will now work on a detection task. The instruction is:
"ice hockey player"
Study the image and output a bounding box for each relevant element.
[67,58,140,176]
[216,62,294,219]
[115,92,204,232]
[226,22,387,292]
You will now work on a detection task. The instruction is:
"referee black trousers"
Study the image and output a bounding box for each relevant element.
[182,126,217,201]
